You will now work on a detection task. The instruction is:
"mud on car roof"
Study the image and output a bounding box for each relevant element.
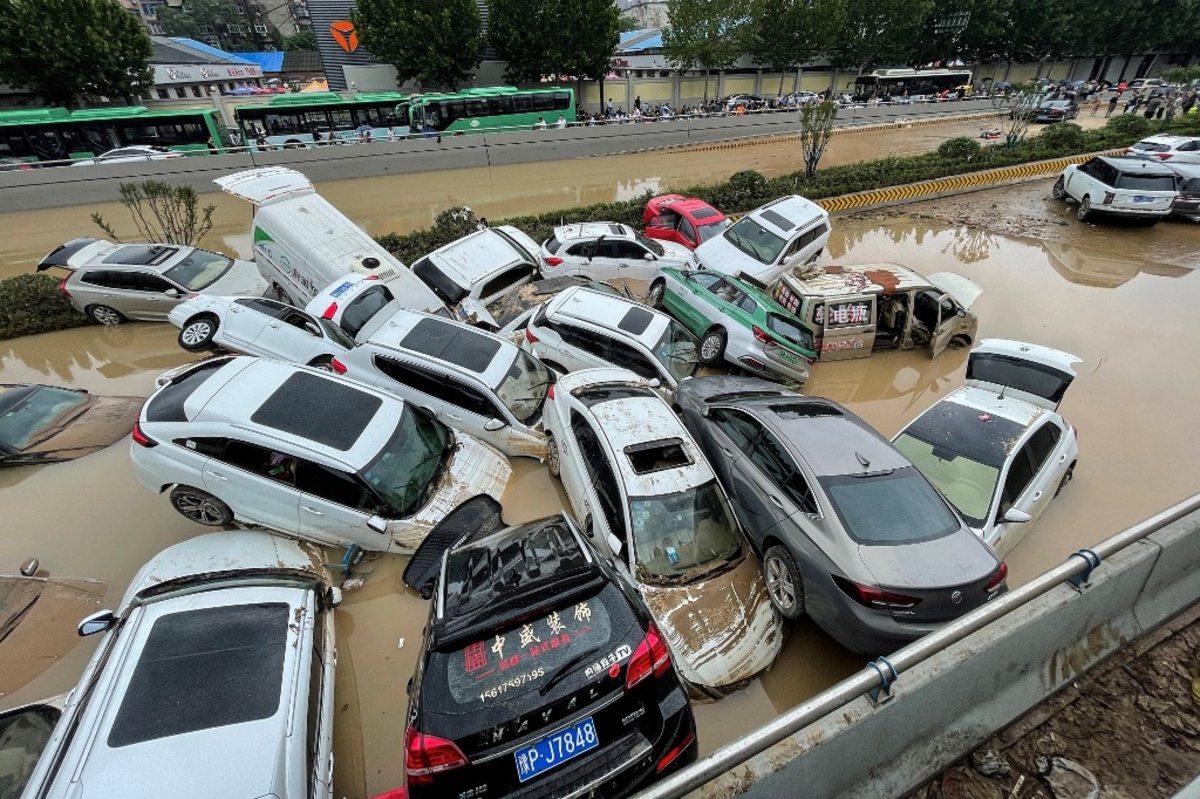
[250,372,383,451]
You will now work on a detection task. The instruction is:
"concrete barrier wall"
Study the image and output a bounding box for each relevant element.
[698,510,1200,799]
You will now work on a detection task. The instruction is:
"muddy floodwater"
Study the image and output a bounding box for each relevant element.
[4,172,1198,796]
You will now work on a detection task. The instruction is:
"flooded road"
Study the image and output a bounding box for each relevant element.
[0,115,1012,282]
[4,170,1197,796]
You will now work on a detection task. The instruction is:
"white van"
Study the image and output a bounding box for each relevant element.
[214,167,444,313]
[693,194,830,283]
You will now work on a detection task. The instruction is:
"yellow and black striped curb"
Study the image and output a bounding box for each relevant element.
[816,150,1124,213]
[666,111,1006,155]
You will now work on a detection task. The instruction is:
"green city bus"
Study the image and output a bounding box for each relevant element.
[0,106,230,165]
[397,87,576,135]
[234,92,409,150]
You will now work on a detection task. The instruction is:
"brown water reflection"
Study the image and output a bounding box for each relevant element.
[1,207,1198,796]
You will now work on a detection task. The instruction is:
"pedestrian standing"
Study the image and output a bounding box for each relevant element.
[533,117,547,130]
[607,97,614,115]
[635,96,641,112]
[1106,93,1119,117]
[1144,96,1160,119]
[1125,91,1141,114]
[555,114,567,129]
[206,136,218,155]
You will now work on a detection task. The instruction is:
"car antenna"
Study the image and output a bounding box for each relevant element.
[998,383,1007,401]
[855,452,870,470]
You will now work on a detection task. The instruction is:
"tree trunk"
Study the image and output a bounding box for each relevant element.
[1003,61,1012,82]
[599,74,605,113]
[703,69,710,101]
[779,71,785,95]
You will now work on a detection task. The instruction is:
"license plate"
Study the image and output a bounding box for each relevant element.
[328,280,355,297]
[773,347,801,365]
[1132,195,1156,203]
[514,717,599,783]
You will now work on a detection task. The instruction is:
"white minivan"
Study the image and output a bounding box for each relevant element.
[214,167,445,312]
[693,194,830,283]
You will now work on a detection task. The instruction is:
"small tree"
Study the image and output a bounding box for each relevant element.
[92,181,216,246]
[798,100,837,177]
[160,0,259,52]
[664,0,754,100]
[282,30,318,51]
[991,80,1044,148]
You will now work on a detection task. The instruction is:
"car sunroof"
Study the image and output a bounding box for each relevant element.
[625,439,692,474]
[760,208,795,232]
[400,318,501,373]
[618,307,654,336]
[251,372,380,450]
[769,402,843,419]
[104,244,178,266]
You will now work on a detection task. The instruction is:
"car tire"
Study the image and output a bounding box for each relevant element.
[1077,196,1092,222]
[168,486,233,526]
[763,545,805,620]
[87,304,125,326]
[273,283,296,306]
[647,280,666,309]
[178,315,218,351]
[949,335,972,349]
[698,328,726,366]
[1054,464,1075,497]
[546,434,561,478]
[308,355,335,372]
[1052,176,1067,200]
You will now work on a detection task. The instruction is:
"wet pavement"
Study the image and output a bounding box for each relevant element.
[3,168,1198,796]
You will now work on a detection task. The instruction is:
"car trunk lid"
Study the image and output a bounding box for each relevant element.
[965,339,1080,411]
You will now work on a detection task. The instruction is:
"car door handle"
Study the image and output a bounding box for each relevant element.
[1059,454,1068,462]
[768,495,785,508]
[1032,491,1042,501]
[302,506,324,516]
[205,470,228,481]
[268,322,281,329]
[720,447,735,458]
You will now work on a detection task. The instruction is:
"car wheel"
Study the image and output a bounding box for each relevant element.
[87,304,125,326]
[273,283,296,306]
[546,434,561,478]
[168,486,233,526]
[178,315,218,351]
[1077,196,1092,222]
[1054,464,1075,497]
[1052,176,1066,200]
[763,545,805,620]
[698,329,726,366]
[949,335,971,349]
[308,355,335,372]
[647,280,666,309]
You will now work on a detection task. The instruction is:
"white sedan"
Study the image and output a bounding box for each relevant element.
[540,222,694,282]
[69,145,185,166]
[892,339,1081,557]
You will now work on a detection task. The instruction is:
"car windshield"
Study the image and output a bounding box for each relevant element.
[629,481,743,583]
[360,408,450,517]
[412,257,468,305]
[722,216,788,265]
[818,467,961,544]
[339,285,395,338]
[697,219,731,243]
[651,321,700,382]
[0,385,87,450]
[892,433,999,528]
[1132,141,1169,152]
[635,233,665,256]
[494,349,551,424]
[163,250,235,290]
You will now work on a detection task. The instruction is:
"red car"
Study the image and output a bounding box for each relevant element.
[643,194,730,250]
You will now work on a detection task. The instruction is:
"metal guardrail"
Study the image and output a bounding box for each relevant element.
[635,491,1200,799]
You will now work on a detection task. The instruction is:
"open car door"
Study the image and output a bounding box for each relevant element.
[402,496,504,599]
[927,272,983,357]
[965,339,1081,410]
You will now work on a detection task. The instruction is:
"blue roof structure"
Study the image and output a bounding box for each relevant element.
[617,28,664,52]
[168,38,257,65]
[233,52,286,73]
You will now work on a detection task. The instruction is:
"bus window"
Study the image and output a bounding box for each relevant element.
[533,93,555,112]
[120,124,161,145]
[327,109,354,132]
[442,100,464,126]
[514,94,533,113]
[26,130,67,161]
[75,124,117,154]
[303,111,329,132]
[487,97,513,115]
[465,98,488,117]
[264,113,298,136]
[553,92,571,110]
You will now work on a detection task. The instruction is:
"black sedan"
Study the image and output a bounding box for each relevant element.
[1035,100,1079,122]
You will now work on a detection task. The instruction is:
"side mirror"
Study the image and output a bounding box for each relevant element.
[406,677,413,695]
[325,586,343,608]
[1003,508,1032,524]
[483,418,506,432]
[367,515,388,534]
[648,378,662,389]
[165,288,181,297]
[606,532,624,555]
[956,307,967,317]
[78,609,115,637]
[643,253,655,261]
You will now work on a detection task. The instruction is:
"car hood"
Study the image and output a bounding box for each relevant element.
[16,395,143,464]
[204,260,270,297]
[657,240,695,263]
[693,236,768,279]
[638,554,782,690]
[397,435,513,553]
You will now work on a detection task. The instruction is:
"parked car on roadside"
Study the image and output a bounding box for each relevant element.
[68,145,184,167]
[410,226,544,329]
[1033,100,1078,122]
[0,383,143,466]
[675,375,1008,656]
[648,267,814,384]
[331,310,554,459]
[643,195,731,250]
[37,238,267,326]
[541,222,693,283]
[1052,156,1177,223]
[0,156,38,171]
[692,195,830,284]
[18,530,338,798]
[892,340,1080,557]
[542,367,784,692]
[168,294,354,368]
[391,497,698,799]
[1124,134,1200,164]
[130,356,511,552]
[516,285,701,399]
[1164,162,1200,220]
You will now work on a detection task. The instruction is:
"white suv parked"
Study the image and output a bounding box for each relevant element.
[21,531,338,799]
[131,356,511,553]
[1053,156,1178,223]
[332,311,553,459]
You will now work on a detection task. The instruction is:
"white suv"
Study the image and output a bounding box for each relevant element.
[332,311,553,459]
[1053,156,1178,223]
[692,195,830,283]
[21,531,337,799]
[517,285,700,398]
[540,222,693,282]
[131,356,511,553]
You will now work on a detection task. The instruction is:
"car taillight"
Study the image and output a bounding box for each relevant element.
[656,731,696,773]
[544,257,564,267]
[187,293,200,299]
[647,621,671,677]
[525,327,539,344]
[832,575,922,610]
[321,302,338,319]
[1103,191,1115,205]
[547,382,555,400]
[329,357,347,374]
[58,277,70,297]
[1071,423,1078,438]
[405,727,468,785]
[984,562,1008,593]
[1154,152,1174,160]
[751,325,774,344]
[626,621,671,689]
[131,421,157,448]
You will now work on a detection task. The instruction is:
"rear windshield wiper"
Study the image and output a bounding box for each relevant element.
[539,646,602,696]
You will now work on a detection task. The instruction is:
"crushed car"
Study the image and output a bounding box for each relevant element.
[0,383,142,466]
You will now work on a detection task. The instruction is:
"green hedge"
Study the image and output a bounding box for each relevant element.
[0,274,89,341]
[374,115,1200,260]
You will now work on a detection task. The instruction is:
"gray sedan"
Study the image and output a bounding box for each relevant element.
[675,375,1008,655]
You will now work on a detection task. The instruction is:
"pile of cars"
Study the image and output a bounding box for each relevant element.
[1055,138,1200,224]
[16,167,1093,798]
